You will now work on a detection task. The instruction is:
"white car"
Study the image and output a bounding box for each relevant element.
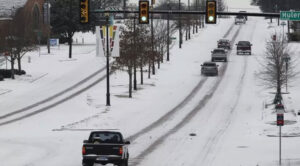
[235,15,246,24]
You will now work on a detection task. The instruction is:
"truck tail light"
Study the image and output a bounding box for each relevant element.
[82,146,86,155]
[119,147,123,155]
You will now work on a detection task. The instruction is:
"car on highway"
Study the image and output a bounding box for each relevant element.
[82,131,130,166]
[239,11,248,20]
[201,61,219,76]
[235,15,246,24]
[217,39,231,49]
[211,48,228,62]
[236,41,252,55]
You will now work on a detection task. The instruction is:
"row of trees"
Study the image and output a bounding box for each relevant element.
[114,17,177,97]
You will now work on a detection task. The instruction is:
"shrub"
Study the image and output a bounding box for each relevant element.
[0,69,26,78]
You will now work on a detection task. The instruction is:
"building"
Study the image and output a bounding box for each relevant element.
[0,0,46,33]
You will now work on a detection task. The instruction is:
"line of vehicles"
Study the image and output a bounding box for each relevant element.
[201,38,252,76]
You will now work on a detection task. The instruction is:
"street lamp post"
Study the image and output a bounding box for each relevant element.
[179,0,182,48]
[106,14,110,106]
[167,0,170,61]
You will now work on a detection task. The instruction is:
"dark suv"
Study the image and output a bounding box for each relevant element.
[201,62,219,76]
[236,41,252,55]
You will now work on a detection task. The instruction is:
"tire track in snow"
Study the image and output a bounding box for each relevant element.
[199,20,258,166]
[129,22,241,165]
[0,66,107,120]
[127,21,236,142]
[0,67,114,126]
[0,21,236,127]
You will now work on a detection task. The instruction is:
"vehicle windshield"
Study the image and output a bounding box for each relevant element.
[236,15,244,19]
[219,41,228,44]
[90,132,122,143]
[238,41,250,46]
[203,63,216,66]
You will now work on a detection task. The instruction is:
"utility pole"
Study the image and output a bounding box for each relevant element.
[167,2,170,61]
[106,14,110,106]
[133,16,137,90]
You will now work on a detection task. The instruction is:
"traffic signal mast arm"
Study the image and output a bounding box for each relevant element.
[90,9,280,18]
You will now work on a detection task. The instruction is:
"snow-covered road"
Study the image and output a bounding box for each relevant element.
[1,0,300,166]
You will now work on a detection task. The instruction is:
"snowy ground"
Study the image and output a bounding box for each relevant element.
[1,0,300,166]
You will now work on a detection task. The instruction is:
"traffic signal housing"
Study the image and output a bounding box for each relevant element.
[80,0,89,23]
[206,0,217,24]
[139,0,149,24]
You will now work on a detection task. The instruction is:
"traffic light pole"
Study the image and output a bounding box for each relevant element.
[91,9,280,18]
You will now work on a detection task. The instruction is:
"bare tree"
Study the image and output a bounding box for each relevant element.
[0,8,37,79]
[257,33,298,103]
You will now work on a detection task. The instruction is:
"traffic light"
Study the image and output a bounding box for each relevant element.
[80,0,89,23]
[139,0,149,24]
[206,0,216,24]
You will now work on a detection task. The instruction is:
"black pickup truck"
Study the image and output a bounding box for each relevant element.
[82,131,130,166]
[236,41,252,55]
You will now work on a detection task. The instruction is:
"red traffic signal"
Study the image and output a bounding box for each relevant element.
[139,1,149,24]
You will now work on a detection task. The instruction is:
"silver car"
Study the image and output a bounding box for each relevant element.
[201,62,219,76]
[211,48,228,62]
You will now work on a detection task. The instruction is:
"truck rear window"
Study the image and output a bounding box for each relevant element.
[213,50,225,53]
[238,42,250,46]
[90,132,123,144]
[203,63,216,66]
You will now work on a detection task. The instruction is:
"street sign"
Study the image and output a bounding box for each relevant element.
[277,114,284,126]
[280,11,300,21]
